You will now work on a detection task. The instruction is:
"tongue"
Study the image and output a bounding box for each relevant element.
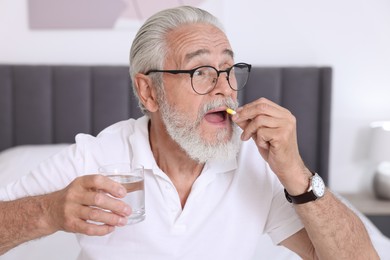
[204,112,225,123]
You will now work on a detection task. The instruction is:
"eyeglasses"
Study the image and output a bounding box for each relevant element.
[145,62,252,95]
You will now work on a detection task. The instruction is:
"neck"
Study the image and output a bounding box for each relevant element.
[148,116,204,208]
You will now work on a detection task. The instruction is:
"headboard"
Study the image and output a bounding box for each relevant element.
[0,65,331,184]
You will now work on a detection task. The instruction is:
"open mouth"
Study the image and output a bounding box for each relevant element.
[204,108,228,124]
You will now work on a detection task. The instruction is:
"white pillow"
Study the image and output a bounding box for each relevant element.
[0,144,71,185]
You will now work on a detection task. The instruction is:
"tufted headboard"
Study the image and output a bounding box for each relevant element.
[0,65,331,184]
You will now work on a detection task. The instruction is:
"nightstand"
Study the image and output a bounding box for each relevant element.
[341,192,390,238]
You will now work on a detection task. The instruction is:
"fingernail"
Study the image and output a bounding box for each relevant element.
[118,217,128,226]
[118,187,126,197]
[124,205,132,216]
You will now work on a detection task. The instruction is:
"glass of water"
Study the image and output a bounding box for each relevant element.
[98,163,145,225]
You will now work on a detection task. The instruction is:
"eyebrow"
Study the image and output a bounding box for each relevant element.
[184,48,235,63]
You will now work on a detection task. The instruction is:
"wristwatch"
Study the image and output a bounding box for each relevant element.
[284,172,325,204]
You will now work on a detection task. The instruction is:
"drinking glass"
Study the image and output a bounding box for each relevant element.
[98,163,145,225]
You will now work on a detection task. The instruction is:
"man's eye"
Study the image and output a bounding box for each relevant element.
[194,69,207,77]
[194,70,202,76]
[194,67,216,78]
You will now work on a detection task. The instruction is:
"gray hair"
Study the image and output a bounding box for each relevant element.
[129,6,224,114]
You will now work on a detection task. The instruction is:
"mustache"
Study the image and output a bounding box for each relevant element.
[197,97,239,120]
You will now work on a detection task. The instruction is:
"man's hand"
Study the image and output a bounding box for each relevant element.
[232,97,311,194]
[0,174,132,255]
[231,97,379,259]
[46,174,132,236]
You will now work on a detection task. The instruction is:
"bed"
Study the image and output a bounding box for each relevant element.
[0,64,388,259]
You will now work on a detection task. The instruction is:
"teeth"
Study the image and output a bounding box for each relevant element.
[226,108,236,115]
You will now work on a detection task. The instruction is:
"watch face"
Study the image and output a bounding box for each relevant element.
[312,174,325,197]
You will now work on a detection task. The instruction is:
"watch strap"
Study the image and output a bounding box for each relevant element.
[284,188,318,204]
[284,172,324,204]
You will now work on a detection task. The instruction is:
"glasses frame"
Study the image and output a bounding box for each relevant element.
[145,62,252,95]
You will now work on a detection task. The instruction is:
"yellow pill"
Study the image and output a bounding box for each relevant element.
[226,108,236,115]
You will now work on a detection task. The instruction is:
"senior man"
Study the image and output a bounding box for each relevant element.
[0,5,378,260]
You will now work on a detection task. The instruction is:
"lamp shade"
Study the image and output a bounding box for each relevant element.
[370,121,390,163]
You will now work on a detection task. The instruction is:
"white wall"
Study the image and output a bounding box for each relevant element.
[1,0,390,193]
[224,0,390,194]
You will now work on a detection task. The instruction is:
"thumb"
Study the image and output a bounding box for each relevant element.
[231,112,249,131]
[231,112,253,141]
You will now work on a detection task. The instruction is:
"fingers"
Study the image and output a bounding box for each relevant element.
[52,175,133,236]
[79,204,128,226]
[81,190,132,217]
[59,194,129,236]
[80,174,127,198]
[233,97,290,124]
[238,115,286,141]
[230,97,308,189]
[230,97,298,159]
[232,98,295,142]
[62,213,116,236]
[75,175,132,218]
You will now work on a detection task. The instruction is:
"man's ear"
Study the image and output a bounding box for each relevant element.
[134,73,159,112]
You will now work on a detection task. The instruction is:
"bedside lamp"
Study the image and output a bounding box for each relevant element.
[370,121,390,200]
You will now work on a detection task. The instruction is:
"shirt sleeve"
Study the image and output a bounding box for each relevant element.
[0,125,134,202]
[0,142,85,201]
[264,166,305,245]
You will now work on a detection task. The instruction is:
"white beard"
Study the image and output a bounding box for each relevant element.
[159,96,241,163]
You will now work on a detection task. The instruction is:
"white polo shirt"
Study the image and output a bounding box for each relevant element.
[0,116,303,260]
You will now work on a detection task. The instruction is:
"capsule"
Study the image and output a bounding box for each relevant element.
[226,108,236,115]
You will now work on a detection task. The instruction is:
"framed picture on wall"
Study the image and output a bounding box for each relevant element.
[28,0,210,30]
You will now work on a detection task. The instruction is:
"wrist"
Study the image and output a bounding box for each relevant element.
[38,193,61,235]
[284,172,326,204]
[282,168,313,196]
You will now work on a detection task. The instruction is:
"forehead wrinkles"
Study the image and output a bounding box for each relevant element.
[166,24,232,67]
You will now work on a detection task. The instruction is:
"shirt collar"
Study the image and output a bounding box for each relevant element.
[129,116,156,171]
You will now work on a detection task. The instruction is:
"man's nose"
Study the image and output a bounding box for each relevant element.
[212,72,232,96]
